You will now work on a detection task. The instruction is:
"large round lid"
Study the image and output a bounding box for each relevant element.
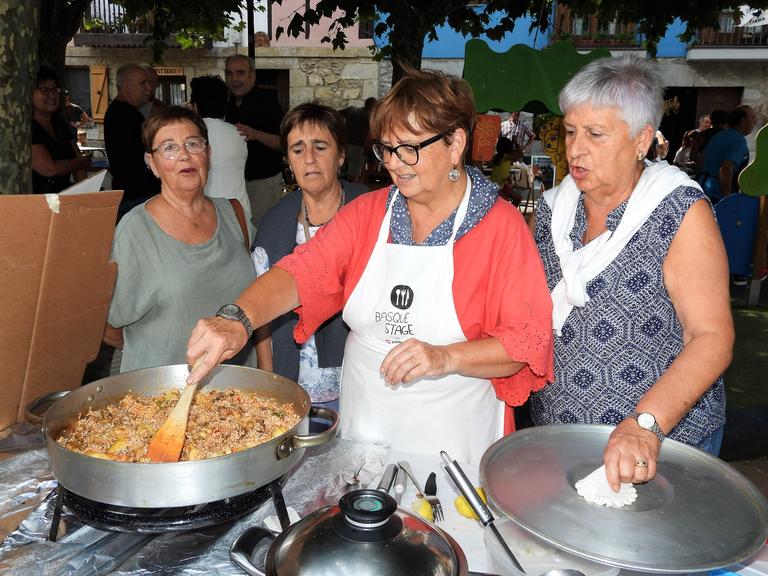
[480,424,768,573]
[268,489,467,576]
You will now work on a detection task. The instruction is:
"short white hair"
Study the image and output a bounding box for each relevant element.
[116,63,145,90]
[559,56,664,137]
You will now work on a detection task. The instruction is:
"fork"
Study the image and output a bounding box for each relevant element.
[424,471,445,522]
[397,461,444,521]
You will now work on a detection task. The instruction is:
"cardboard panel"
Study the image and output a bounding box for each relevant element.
[0,192,121,429]
[0,202,51,428]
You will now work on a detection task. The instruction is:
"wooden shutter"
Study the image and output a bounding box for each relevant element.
[89,65,109,122]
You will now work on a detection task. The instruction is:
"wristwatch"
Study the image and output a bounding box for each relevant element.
[630,411,666,443]
[216,304,253,338]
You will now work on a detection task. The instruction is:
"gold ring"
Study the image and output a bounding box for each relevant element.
[635,459,648,468]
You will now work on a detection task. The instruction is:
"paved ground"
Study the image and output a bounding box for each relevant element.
[731,458,768,498]
[722,278,768,498]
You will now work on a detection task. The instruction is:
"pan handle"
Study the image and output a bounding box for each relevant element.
[230,526,276,576]
[25,391,71,426]
[276,406,339,460]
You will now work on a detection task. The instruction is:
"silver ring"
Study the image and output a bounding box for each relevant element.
[635,459,648,468]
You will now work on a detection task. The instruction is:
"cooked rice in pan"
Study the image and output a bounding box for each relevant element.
[55,389,302,462]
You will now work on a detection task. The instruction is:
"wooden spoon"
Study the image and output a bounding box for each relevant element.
[145,355,207,463]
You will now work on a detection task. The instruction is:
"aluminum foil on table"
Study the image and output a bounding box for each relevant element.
[0,430,389,576]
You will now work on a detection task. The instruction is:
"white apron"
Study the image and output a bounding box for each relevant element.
[340,186,504,464]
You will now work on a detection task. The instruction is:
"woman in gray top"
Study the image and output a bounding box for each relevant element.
[104,106,255,372]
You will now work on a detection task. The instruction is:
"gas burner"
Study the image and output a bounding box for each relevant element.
[48,478,289,540]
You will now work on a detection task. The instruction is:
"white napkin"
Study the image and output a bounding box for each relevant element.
[263,507,302,532]
[575,465,637,508]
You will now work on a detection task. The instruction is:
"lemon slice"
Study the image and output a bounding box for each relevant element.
[454,486,486,519]
[410,498,434,522]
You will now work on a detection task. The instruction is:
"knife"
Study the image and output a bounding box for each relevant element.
[393,465,407,504]
[440,450,526,574]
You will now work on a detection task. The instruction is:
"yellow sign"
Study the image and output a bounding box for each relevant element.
[154,67,184,76]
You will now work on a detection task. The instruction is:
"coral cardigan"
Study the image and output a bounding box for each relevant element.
[276,187,554,431]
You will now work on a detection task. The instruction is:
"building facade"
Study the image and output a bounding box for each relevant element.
[66,1,766,160]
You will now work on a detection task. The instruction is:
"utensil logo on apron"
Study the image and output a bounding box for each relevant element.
[390,285,414,310]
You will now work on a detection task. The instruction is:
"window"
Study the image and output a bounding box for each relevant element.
[598,18,617,36]
[157,76,187,106]
[719,11,736,33]
[358,18,373,39]
[572,17,588,36]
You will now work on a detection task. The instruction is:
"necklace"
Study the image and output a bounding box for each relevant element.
[301,184,344,240]
[161,194,204,228]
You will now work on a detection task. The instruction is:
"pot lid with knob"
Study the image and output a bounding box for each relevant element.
[231,488,469,576]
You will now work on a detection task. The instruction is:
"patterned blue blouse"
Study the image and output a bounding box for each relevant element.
[531,185,726,447]
[388,165,498,246]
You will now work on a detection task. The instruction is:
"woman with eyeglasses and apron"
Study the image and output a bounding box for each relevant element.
[187,70,554,465]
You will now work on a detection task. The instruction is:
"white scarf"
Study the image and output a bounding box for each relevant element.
[543,162,702,335]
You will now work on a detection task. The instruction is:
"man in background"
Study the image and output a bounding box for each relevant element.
[701,105,757,203]
[63,90,90,141]
[696,114,712,133]
[104,63,160,220]
[224,54,284,228]
[341,96,376,182]
[690,109,728,170]
[139,64,166,117]
[500,111,536,154]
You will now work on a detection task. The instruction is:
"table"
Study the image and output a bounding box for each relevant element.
[77,145,109,171]
[0,432,765,575]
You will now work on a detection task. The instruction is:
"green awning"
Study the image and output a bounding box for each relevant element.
[463,39,611,115]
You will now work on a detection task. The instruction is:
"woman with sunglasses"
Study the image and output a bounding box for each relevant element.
[104,106,256,373]
[186,70,553,464]
[31,66,91,194]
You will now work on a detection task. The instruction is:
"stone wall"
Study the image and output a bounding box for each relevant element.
[65,45,379,113]
[272,47,379,109]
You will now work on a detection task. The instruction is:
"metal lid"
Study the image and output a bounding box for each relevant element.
[267,489,466,576]
[480,424,768,573]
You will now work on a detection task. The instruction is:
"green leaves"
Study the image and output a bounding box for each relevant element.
[114,0,245,60]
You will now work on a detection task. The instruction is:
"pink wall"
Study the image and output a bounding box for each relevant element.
[270,0,374,47]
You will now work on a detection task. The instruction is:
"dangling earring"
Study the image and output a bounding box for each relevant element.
[637,152,645,162]
[448,165,460,182]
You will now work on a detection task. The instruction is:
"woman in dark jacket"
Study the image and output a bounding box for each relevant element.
[252,103,367,413]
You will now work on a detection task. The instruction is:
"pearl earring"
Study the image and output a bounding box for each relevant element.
[448,166,460,182]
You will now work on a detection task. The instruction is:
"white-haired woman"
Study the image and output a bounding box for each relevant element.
[530,56,733,491]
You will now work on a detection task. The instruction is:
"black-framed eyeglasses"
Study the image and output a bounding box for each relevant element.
[371,133,446,166]
[151,137,208,160]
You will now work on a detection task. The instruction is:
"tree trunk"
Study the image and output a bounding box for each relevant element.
[0,0,40,195]
[38,34,70,82]
[39,0,91,80]
[388,19,426,86]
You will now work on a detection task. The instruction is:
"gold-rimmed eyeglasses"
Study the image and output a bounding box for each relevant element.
[151,137,208,160]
